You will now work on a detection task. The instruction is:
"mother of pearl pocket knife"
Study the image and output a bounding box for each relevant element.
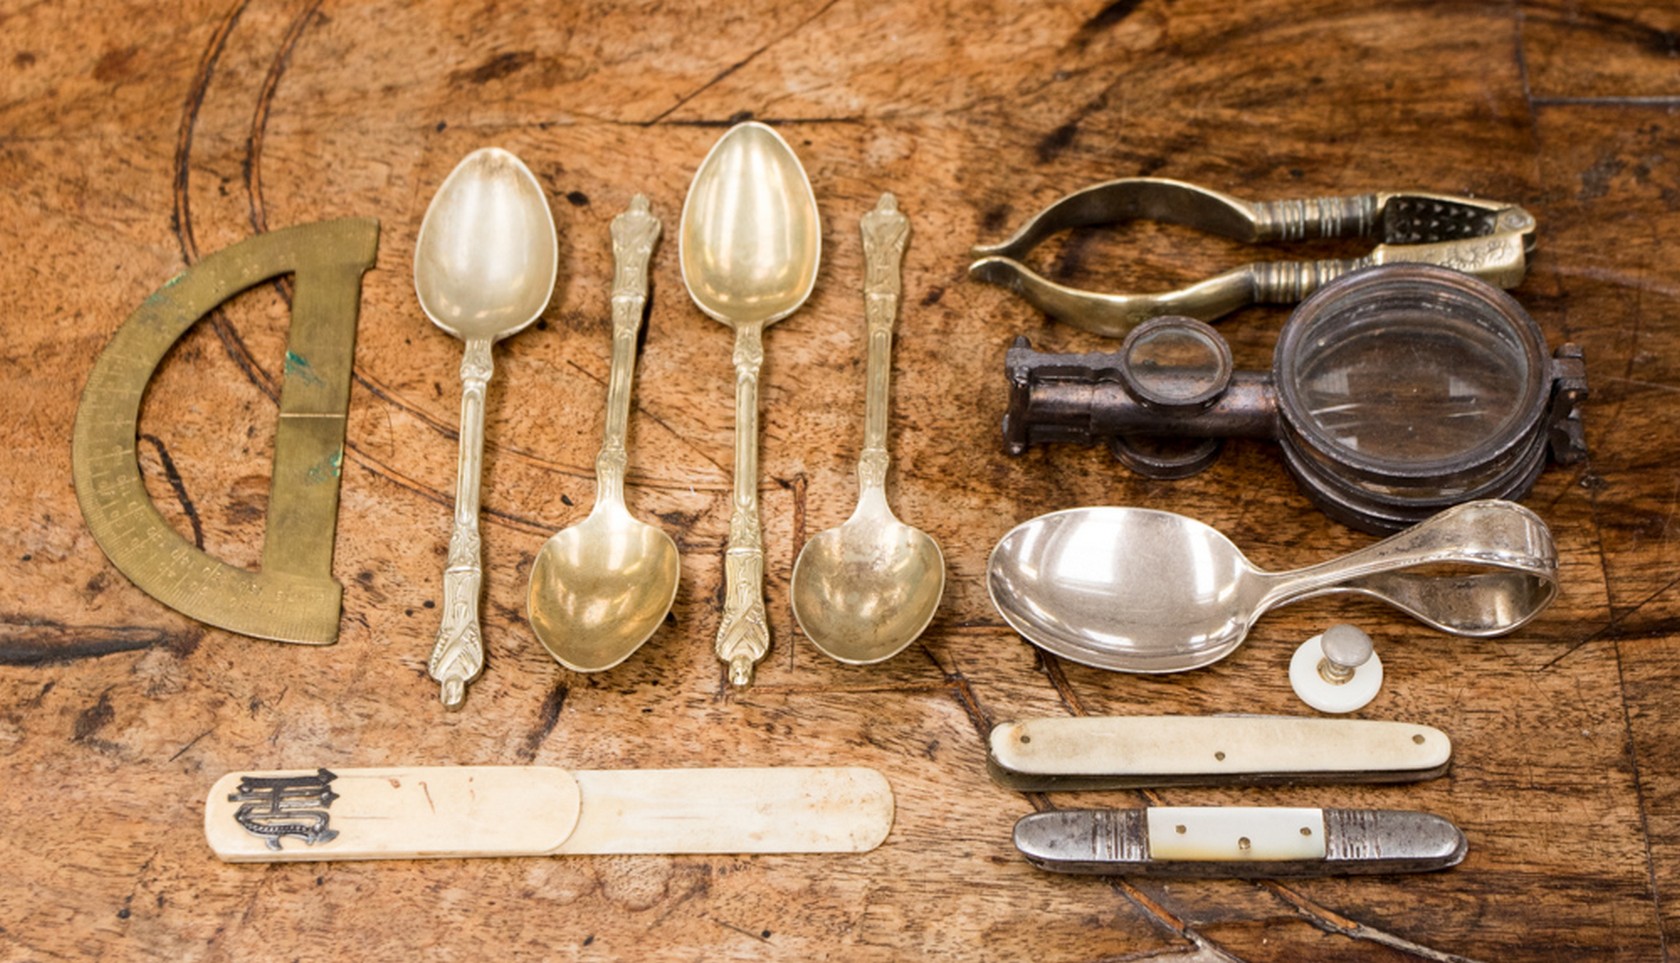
[1014,806,1467,878]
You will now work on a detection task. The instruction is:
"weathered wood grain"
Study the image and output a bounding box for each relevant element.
[1519,1,1680,102]
[1,0,1677,959]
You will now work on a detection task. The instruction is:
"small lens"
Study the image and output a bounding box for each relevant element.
[1121,317,1232,411]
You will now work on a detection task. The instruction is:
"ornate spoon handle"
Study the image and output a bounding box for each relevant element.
[857,193,909,496]
[597,196,660,507]
[716,322,770,686]
[429,338,492,709]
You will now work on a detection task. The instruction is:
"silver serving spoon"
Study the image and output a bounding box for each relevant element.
[415,147,558,708]
[526,196,679,673]
[679,122,821,686]
[790,194,944,665]
[987,499,1558,673]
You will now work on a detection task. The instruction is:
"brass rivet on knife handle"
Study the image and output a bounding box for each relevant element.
[72,219,380,644]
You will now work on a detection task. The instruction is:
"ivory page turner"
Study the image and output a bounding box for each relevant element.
[206,766,893,862]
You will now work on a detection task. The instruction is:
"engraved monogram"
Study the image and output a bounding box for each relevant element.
[228,768,341,851]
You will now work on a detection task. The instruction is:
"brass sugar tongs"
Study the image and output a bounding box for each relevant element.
[969,177,1536,336]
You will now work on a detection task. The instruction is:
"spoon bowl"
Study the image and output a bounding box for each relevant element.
[416,147,558,342]
[530,504,680,672]
[988,507,1262,673]
[792,503,945,665]
[988,500,1559,674]
[680,122,821,327]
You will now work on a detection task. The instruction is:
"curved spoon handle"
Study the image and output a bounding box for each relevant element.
[857,194,909,497]
[717,323,770,686]
[1261,500,1558,636]
[597,196,661,508]
[429,337,494,708]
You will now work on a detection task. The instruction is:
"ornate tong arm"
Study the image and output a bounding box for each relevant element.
[970,177,1536,336]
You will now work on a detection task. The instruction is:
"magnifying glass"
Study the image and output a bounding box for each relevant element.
[1003,264,1588,532]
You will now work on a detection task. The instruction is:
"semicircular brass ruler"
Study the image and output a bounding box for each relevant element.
[72,219,379,644]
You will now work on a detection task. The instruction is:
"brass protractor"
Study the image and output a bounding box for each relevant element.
[71,219,379,644]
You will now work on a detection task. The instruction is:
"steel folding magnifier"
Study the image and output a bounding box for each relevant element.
[1002,264,1587,532]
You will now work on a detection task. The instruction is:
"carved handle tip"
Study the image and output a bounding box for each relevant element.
[440,678,465,710]
[729,654,755,687]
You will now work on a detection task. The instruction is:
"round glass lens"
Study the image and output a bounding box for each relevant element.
[1290,297,1534,465]
[1123,322,1228,407]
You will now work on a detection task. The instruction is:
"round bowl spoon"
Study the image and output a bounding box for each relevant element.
[679,121,821,686]
[415,147,558,709]
[987,500,1558,674]
[527,196,679,672]
[791,195,944,664]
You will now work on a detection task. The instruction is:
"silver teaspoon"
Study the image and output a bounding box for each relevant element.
[790,194,944,665]
[987,499,1557,673]
[526,196,679,673]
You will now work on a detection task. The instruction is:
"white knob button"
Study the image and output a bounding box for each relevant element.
[1290,624,1382,713]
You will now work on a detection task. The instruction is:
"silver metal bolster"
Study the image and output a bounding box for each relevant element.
[1013,810,1146,874]
[1323,808,1468,873]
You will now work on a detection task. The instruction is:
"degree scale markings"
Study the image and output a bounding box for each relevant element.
[72,219,380,645]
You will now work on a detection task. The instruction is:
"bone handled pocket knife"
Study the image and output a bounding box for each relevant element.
[988,715,1451,790]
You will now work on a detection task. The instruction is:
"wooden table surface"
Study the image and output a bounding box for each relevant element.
[4,1,1678,959]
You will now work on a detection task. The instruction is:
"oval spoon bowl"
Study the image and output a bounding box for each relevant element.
[415,147,558,342]
[792,513,945,665]
[679,121,821,326]
[987,507,1261,673]
[528,508,680,673]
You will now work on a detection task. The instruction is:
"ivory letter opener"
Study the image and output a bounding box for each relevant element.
[207,766,893,861]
